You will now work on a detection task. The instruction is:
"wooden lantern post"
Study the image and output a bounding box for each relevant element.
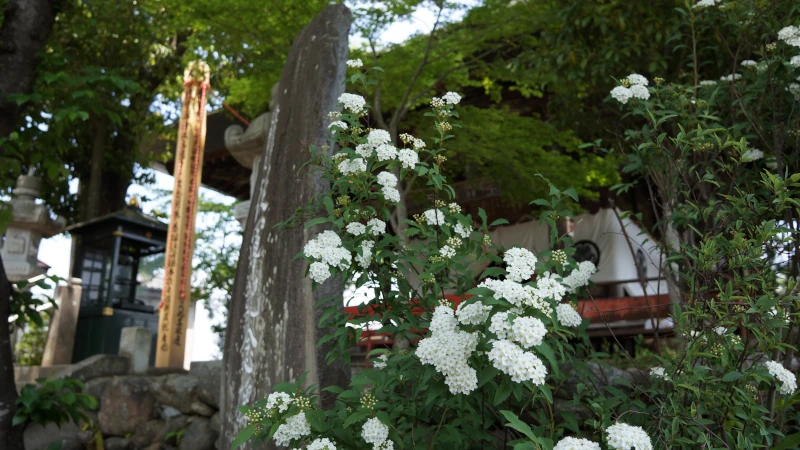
[156,61,210,367]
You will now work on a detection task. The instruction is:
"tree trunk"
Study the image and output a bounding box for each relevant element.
[0,0,58,142]
[0,255,24,450]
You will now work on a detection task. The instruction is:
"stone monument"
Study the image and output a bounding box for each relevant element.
[219,5,352,448]
[1,172,65,281]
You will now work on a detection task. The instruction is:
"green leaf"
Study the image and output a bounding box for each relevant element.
[343,409,370,428]
[304,216,330,229]
[231,425,255,450]
[494,377,512,406]
[721,371,743,382]
[499,410,537,441]
[773,432,800,450]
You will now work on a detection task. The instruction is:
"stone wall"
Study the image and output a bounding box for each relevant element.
[21,356,222,450]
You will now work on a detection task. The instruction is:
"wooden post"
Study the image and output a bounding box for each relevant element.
[156,61,210,367]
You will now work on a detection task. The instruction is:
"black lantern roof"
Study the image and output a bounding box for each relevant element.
[66,205,168,256]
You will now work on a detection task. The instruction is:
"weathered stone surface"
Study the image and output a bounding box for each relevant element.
[130,419,166,448]
[119,327,153,374]
[85,376,113,400]
[220,5,352,449]
[179,417,217,450]
[55,354,130,382]
[105,437,135,450]
[98,376,155,436]
[150,374,214,416]
[210,411,221,433]
[23,422,81,450]
[190,360,222,408]
[155,415,190,446]
[159,405,183,421]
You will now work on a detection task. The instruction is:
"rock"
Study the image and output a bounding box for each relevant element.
[190,360,222,408]
[98,376,156,436]
[85,376,113,400]
[143,443,169,450]
[210,412,221,433]
[23,422,81,450]
[179,417,217,450]
[105,437,135,450]
[150,374,214,416]
[160,405,183,421]
[54,354,130,382]
[156,415,190,446]
[130,419,166,448]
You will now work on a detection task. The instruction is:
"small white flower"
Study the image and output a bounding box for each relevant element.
[397,148,418,169]
[714,326,727,336]
[511,316,547,348]
[362,417,390,446]
[789,82,800,100]
[338,93,366,114]
[412,137,426,149]
[627,74,649,86]
[556,303,583,327]
[439,245,456,259]
[503,247,537,283]
[368,129,392,147]
[605,423,653,450]
[375,143,398,161]
[442,91,462,105]
[338,158,367,175]
[265,391,293,413]
[346,58,363,68]
[273,413,311,446]
[610,86,633,104]
[431,97,445,108]
[790,55,800,68]
[778,25,800,47]
[456,301,492,325]
[765,360,797,395]
[346,222,366,236]
[355,143,373,158]
[741,149,764,162]
[372,353,389,370]
[692,0,718,9]
[376,171,397,187]
[381,186,400,203]
[367,218,386,236]
[740,59,758,67]
[720,73,742,82]
[423,209,445,226]
[308,437,338,450]
[650,366,668,380]
[329,120,348,130]
[554,437,601,450]
[630,84,650,100]
[699,80,717,86]
[487,339,547,384]
[309,261,332,283]
[453,223,471,239]
[356,240,374,269]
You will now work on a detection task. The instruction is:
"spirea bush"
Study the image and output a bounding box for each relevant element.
[232,63,652,449]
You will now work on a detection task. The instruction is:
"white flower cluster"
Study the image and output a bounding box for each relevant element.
[650,366,668,380]
[346,58,363,68]
[442,92,462,105]
[740,59,757,67]
[375,143,398,161]
[338,93,366,114]
[454,223,471,239]
[487,339,547,384]
[765,360,797,395]
[611,74,650,104]
[605,423,653,450]
[308,437,337,450]
[790,55,800,68]
[789,82,800,101]
[778,25,800,48]
[741,149,764,162]
[416,305,479,394]
[362,417,391,449]
[347,222,366,236]
[329,120,347,131]
[562,261,597,292]
[720,73,742,82]
[692,0,719,8]
[304,231,352,283]
[713,326,727,336]
[699,80,717,86]
[372,353,389,369]
[397,148,418,169]
[273,412,311,446]
[423,208,445,226]
[511,316,547,348]
[554,437,601,450]
[376,171,400,203]
[556,303,583,327]
[439,245,456,259]
[456,300,492,325]
[339,157,367,175]
[532,273,567,302]
[265,391,293,413]
[368,129,391,147]
[504,247,537,282]
[367,218,386,235]
[480,279,531,307]
[356,240,375,269]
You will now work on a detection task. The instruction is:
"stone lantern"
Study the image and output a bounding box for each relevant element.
[1,172,66,281]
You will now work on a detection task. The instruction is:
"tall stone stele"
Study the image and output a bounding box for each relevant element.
[219,4,352,448]
[1,172,66,281]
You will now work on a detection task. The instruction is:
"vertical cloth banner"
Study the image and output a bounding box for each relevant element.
[156,61,210,368]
